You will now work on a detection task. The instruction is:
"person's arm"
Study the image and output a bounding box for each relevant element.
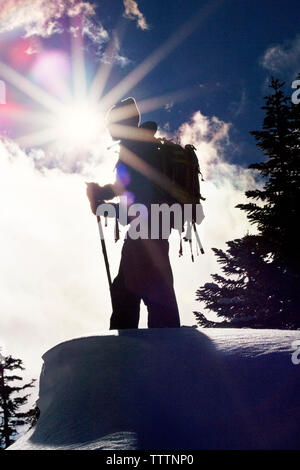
[99,181,124,200]
[86,181,124,215]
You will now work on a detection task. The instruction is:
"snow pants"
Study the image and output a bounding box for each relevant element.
[109,238,180,329]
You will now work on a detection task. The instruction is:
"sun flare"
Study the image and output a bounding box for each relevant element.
[54,101,105,149]
[0,3,209,163]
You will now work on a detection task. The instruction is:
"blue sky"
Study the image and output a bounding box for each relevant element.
[88,0,300,165]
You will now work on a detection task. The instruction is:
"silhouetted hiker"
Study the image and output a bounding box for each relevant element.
[87,97,181,329]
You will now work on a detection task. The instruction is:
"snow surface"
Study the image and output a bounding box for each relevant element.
[8,326,300,450]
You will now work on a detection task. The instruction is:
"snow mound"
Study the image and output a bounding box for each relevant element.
[8,327,300,450]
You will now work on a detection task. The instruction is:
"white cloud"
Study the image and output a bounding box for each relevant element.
[229,88,247,118]
[0,109,258,385]
[261,35,300,78]
[0,0,108,49]
[82,16,109,44]
[0,1,90,37]
[123,0,149,31]
[0,136,119,380]
[176,110,257,238]
[164,101,174,112]
[117,55,132,67]
[25,45,38,55]
[100,36,132,68]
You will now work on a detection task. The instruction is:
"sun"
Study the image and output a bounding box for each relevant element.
[54,101,105,149]
[0,3,210,155]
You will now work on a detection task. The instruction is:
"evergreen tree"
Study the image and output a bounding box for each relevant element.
[0,351,36,449]
[237,78,300,271]
[194,234,292,328]
[194,78,300,329]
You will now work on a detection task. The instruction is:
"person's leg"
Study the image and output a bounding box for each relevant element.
[144,291,180,328]
[110,237,180,329]
[141,239,180,328]
[109,265,141,330]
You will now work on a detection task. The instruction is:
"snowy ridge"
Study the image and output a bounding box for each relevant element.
[8,327,300,450]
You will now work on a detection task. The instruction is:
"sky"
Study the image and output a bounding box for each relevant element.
[0,0,299,386]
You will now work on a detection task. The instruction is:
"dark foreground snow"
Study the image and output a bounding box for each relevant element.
[8,326,300,450]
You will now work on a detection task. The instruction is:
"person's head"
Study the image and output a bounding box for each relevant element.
[106,97,140,140]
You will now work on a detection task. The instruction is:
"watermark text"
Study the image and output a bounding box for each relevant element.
[291,340,300,365]
[96,196,205,240]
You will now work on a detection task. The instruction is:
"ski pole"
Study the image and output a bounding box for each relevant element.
[192,222,205,255]
[96,215,113,308]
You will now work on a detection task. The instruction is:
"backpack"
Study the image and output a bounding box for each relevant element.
[157,139,205,205]
[107,135,205,260]
[156,138,205,259]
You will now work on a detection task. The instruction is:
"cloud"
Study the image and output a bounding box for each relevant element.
[0,0,108,50]
[123,0,149,30]
[99,34,132,68]
[0,135,119,381]
[82,16,109,44]
[25,45,39,55]
[260,35,300,78]
[228,88,247,118]
[176,110,257,225]
[164,101,174,112]
[0,2,141,68]
[0,0,91,37]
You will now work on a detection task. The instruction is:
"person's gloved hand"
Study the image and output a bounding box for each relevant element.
[86,182,103,215]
